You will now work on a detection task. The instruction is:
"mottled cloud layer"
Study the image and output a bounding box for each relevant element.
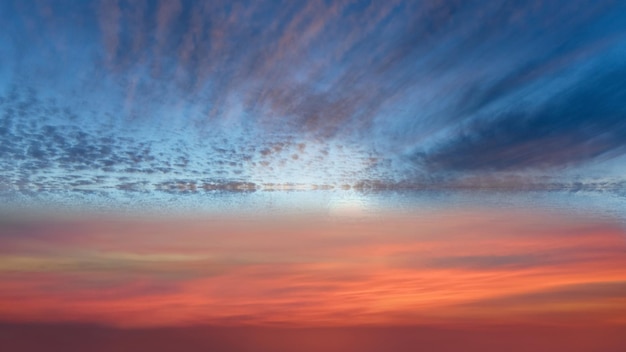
[1,0,626,204]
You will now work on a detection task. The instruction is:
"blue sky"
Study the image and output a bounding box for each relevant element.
[1,0,626,204]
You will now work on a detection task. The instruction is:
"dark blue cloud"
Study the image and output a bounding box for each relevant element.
[417,64,626,172]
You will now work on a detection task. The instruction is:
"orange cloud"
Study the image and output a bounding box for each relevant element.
[0,210,625,328]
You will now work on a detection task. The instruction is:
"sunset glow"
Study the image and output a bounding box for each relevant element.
[2,0,626,351]
[2,210,625,329]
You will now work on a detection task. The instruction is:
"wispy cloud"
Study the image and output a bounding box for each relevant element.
[1,0,626,203]
[1,211,624,327]
[417,64,626,172]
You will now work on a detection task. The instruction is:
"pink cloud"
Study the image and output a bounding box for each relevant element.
[1,210,625,328]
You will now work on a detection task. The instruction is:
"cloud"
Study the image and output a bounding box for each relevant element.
[416,64,626,172]
[81,0,623,137]
[457,281,626,321]
[2,0,626,201]
[1,211,625,327]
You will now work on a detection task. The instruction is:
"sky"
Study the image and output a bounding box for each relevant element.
[2,210,626,327]
[1,0,626,206]
[1,207,626,351]
[1,1,626,351]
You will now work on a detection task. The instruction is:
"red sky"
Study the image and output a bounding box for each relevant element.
[1,209,626,350]
[1,209,625,327]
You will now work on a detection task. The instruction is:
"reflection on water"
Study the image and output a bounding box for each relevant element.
[1,191,625,329]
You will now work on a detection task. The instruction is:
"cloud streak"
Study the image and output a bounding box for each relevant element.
[1,210,625,327]
[418,64,626,172]
[2,5,626,349]
[1,0,625,202]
